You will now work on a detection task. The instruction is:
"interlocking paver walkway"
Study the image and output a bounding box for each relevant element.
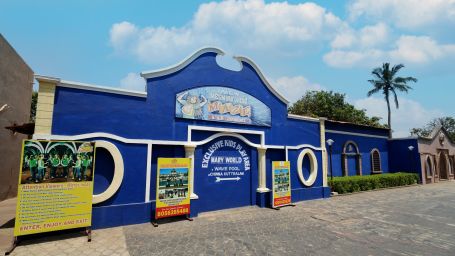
[7,227,129,256]
[2,181,455,256]
[124,182,455,256]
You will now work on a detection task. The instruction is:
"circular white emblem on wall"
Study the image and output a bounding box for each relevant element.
[92,140,124,204]
[297,148,318,187]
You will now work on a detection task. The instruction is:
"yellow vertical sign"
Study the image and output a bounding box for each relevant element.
[155,158,191,219]
[272,161,291,208]
[14,140,95,236]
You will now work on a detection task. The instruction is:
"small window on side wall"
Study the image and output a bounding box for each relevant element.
[370,149,381,173]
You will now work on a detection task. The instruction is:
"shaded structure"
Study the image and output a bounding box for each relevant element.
[0,34,34,201]
[416,126,455,184]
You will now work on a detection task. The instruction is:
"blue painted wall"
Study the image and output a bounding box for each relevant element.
[48,50,418,229]
[325,121,390,177]
[50,51,329,228]
[388,138,421,180]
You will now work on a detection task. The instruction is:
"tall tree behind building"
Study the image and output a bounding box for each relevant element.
[366,63,417,138]
[30,91,37,122]
[288,90,386,128]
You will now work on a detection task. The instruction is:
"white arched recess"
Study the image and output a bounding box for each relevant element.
[33,125,324,204]
[297,149,319,187]
[92,140,124,204]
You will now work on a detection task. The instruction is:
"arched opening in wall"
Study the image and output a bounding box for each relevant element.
[370,149,382,174]
[449,156,454,176]
[439,153,449,180]
[93,147,115,195]
[425,156,433,180]
[342,141,362,176]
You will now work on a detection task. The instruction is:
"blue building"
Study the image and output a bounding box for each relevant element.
[33,47,422,229]
[34,48,334,228]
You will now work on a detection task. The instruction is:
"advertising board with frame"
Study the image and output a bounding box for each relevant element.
[272,161,292,209]
[7,139,96,255]
[155,158,191,221]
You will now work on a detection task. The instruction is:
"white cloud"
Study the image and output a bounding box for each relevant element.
[271,76,324,103]
[390,35,455,64]
[323,49,385,68]
[109,0,345,65]
[324,35,455,68]
[119,72,145,91]
[348,0,455,30]
[108,0,455,74]
[354,97,444,137]
[109,22,139,53]
[331,23,389,50]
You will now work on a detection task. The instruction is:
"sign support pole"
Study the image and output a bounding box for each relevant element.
[85,227,92,242]
[272,203,296,211]
[4,236,18,256]
[152,214,193,228]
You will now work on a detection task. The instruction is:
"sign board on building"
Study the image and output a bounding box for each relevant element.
[155,158,191,219]
[176,86,271,126]
[14,140,95,236]
[272,161,291,208]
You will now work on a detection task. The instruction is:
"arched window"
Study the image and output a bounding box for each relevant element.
[425,156,433,178]
[370,149,382,173]
[342,141,362,176]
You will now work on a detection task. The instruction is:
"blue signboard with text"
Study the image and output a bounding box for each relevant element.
[176,86,271,126]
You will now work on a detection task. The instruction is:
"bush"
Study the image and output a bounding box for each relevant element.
[329,173,419,194]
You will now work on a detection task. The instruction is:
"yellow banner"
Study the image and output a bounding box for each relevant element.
[155,158,191,219]
[272,161,291,208]
[14,140,95,236]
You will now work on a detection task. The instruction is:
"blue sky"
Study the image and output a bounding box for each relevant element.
[1,0,454,136]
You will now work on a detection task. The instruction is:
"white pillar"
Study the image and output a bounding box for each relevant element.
[319,117,328,187]
[257,147,269,192]
[185,144,198,199]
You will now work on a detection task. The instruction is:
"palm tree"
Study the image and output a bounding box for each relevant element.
[367,63,417,138]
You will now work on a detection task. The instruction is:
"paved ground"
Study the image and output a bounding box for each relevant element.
[2,182,455,256]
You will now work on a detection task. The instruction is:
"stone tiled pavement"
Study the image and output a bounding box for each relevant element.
[2,181,455,255]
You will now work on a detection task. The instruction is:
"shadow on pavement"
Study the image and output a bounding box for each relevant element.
[15,228,89,246]
[0,219,14,229]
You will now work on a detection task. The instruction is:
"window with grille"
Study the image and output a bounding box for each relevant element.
[371,149,381,173]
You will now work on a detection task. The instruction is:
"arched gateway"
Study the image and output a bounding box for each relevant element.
[438,152,449,180]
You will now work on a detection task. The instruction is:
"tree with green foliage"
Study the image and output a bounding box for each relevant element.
[367,63,417,138]
[30,91,37,122]
[411,117,455,142]
[288,90,386,128]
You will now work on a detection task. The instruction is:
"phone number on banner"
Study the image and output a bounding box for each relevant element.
[156,205,190,219]
[274,196,291,207]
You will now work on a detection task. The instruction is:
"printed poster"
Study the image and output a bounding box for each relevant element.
[155,158,191,219]
[14,140,95,236]
[175,86,271,127]
[272,161,291,208]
